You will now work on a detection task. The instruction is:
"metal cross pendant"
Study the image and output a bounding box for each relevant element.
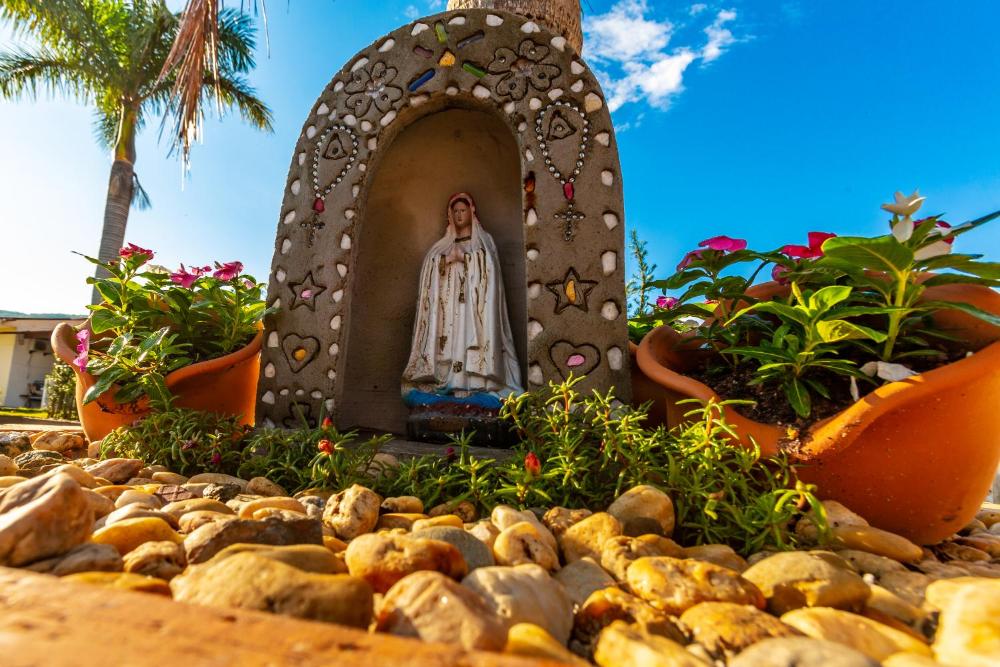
[554,203,586,242]
[300,213,326,248]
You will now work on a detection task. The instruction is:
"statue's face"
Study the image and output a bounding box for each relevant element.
[452,202,471,233]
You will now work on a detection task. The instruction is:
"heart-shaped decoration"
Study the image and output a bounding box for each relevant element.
[549,341,600,379]
[311,124,360,201]
[534,101,590,192]
[282,334,320,373]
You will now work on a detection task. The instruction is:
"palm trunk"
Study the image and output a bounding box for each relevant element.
[91,107,138,304]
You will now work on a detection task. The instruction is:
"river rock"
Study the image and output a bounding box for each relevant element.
[246,476,287,497]
[162,497,235,520]
[627,556,765,616]
[0,454,16,476]
[171,551,373,627]
[31,430,86,454]
[186,473,248,490]
[574,587,686,648]
[468,520,501,549]
[151,472,188,486]
[679,602,801,657]
[92,516,182,555]
[865,584,928,632]
[542,506,593,536]
[177,510,235,533]
[879,571,933,607]
[377,513,427,531]
[412,514,464,531]
[323,484,381,540]
[65,571,172,596]
[742,551,871,614]
[0,432,30,457]
[237,496,306,519]
[682,544,749,572]
[881,654,947,667]
[123,540,187,580]
[797,500,869,541]
[115,489,162,510]
[83,488,116,519]
[594,621,710,667]
[413,525,495,571]
[928,577,1000,667]
[381,496,424,514]
[493,521,560,571]
[601,534,684,581]
[780,607,932,661]
[0,471,93,566]
[729,637,879,667]
[463,564,574,644]
[836,549,908,577]
[559,512,623,563]
[208,542,345,574]
[428,499,477,522]
[376,571,508,651]
[100,505,179,530]
[345,532,467,593]
[24,542,123,576]
[84,458,143,484]
[184,514,322,564]
[14,450,66,476]
[505,623,591,666]
[607,485,675,537]
[554,557,617,607]
[201,482,242,502]
[831,525,923,563]
[492,505,557,552]
[153,484,196,504]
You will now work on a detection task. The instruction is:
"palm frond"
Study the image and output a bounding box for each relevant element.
[217,7,258,74]
[132,172,152,210]
[0,46,95,101]
[206,71,273,132]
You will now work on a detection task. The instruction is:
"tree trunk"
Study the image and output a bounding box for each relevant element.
[91,107,138,305]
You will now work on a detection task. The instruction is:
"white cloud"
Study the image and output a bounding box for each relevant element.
[702,9,737,63]
[404,5,420,20]
[584,2,742,112]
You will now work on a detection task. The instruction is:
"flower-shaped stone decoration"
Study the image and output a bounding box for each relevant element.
[345,62,403,117]
[488,40,561,101]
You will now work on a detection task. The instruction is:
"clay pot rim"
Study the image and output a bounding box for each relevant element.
[636,281,1000,461]
[51,320,263,404]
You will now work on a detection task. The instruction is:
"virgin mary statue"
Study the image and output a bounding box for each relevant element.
[402,192,523,407]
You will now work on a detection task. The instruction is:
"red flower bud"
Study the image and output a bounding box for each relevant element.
[317,439,333,455]
[524,452,541,477]
[321,416,334,428]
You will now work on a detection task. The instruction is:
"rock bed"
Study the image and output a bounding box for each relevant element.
[1,429,999,666]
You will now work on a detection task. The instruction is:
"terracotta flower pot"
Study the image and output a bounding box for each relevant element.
[633,282,1000,544]
[52,322,262,442]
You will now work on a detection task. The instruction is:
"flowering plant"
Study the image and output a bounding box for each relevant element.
[76,245,274,409]
[632,192,1000,423]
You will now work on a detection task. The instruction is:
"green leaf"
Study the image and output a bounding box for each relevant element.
[729,302,811,327]
[82,368,127,404]
[920,273,1000,288]
[807,285,853,314]
[820,236,915,276]
[141,372,174,410]
[785,378,811,418]
[137,327,171,362]
[918,300,1000,328]
[90,309,127,334]
[816,320,888,343]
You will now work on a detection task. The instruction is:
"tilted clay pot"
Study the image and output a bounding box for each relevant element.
[52,322,262,442]
[632,282,1000,544]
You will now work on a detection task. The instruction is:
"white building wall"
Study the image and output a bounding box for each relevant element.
[0,334,54,407]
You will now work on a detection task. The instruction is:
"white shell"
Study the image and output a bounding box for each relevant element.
[411,23,429,36]
[601,301,620,320]
[526,208,538,226]
[601,170,615,187]
[585,93,604,113]
[264,363,275,378]
[528,364,544,385]
[473,85,492,100]
[350,57,369,72]
[283,210,296,225]
[340,234,352,250]
[527,320,544,340]
[608,347,623,371]
[603,212,620,230]
[261,391,275,405]
[486,14,504,27]
[601,251,617,276]
[380,110,397,126]
[551,36,567,51]
[379,38,396,52]
[267,332,279,348]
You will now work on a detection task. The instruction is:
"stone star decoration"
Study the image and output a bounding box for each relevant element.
[289,272,327,311]
[546,268,597,314]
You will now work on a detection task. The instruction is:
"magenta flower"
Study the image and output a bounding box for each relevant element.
[698,236,748,252]
[677,249,706,271]
[780,232,837,259]
[119,243,154,263]
[169,264,203,289]
[656,296,679,310]
[213,261,244,281]
[72,329,90,372]
[772,264,791,285]
[211,452,222,465]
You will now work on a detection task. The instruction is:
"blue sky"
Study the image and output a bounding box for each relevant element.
[2,0,999,314]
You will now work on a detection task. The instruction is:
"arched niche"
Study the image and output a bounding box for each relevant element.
[339,103,525,433]
[258,8,630,430]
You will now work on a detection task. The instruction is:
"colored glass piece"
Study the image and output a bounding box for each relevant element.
[567,354,586,368]
[434,22,448,44]
[413,45,434,58]
[462,62,487,78]
[439,50,456,67]
[408,69,436,92]
[524,174,536,193]
[565,280,577,303]
[293,348,308,361]
[312,198,325,213]
[457,32,485,49]
[563,182,575,200]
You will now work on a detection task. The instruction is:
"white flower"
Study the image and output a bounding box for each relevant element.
[914,238,953,261]
[892,219,914,242]
[882,190,926,218]
[860,361,917,382]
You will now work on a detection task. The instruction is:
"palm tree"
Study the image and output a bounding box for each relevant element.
[0,0,273,302]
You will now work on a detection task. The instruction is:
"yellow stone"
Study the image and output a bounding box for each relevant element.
[91,517,183,556]
[377,513,428,531]
[565,279,577,303]
[237,496,306,519]
[438,49,456,66]
[594,621,710,667]
[293,347,307,361]
[0,476,26,488]
[64,571,172,596]
[832,525,923,563]
[929,577,1000,667]
[323,535,348,553]
[781,607,932,661]
[92,485,133,501]
[411,515,463,532]
[504,623,590,666]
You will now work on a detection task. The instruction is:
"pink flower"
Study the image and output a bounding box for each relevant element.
[698,236,748,252]
[213,261,244,281]
[119,243,154,263]
[72,329,90,372]
[169,264,204,289]
[243,278,255,289]
[211,452,222,465]
[656,296,679,310]
[677,249,706,271]
[780,232,836,259]
[772,265,791,285]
